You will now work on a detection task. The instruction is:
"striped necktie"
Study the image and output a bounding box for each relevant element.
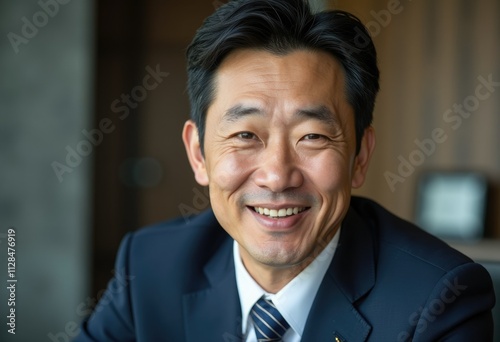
[250,297,290,341]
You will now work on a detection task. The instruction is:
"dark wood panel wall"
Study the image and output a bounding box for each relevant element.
[92,0,216,295]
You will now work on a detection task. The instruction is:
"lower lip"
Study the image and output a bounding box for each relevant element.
[247,207,309,230]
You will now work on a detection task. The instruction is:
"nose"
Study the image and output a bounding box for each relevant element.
[253,140,304,192]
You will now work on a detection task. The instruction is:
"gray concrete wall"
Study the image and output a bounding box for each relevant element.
[0,0,92,340]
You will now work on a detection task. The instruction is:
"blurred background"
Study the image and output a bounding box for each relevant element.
[0,0,499,340]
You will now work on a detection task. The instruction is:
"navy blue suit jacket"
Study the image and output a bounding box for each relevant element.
[75,197,495,341]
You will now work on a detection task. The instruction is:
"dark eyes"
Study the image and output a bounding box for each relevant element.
[233,132,327,142]
[302,133,322,140]
[237,132,256,140]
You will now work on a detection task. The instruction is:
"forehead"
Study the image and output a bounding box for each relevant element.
[212,48,347,110]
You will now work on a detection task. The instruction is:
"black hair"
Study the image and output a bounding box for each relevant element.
[186,0,379,154]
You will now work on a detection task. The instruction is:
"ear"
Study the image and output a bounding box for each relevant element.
[182,120,209,186]
[351,126,376,189]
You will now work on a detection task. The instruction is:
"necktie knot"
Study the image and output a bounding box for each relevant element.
[250,297,290,342]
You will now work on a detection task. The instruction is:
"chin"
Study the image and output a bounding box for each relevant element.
[249,243,305,267]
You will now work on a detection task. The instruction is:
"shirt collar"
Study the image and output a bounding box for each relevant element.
[233,228,340,338]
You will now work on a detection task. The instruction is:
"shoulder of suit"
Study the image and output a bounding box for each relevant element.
[350,196,474,272]
[123,209,230,263]
[132,209,222,238]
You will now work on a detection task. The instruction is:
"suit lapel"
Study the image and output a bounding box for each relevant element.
[302,207,376,342]
[183,235,243,342]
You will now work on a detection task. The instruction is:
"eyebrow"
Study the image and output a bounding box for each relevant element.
[222,104,338,126]
[295,105,338,126]
[222,105,265,123]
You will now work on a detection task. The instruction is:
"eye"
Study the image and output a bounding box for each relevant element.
[237,132,256,140]
[303,133,323,140]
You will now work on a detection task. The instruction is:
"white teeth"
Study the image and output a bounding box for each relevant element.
[253,206,306,218]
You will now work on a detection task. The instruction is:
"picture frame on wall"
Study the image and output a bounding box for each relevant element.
[415,171,489,241]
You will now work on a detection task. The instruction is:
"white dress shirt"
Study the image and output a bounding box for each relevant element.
[233,229,340,342]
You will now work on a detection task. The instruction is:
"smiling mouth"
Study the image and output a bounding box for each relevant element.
[252,206,308,218]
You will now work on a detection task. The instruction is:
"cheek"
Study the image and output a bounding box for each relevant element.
[305,152,352,192]
[208,153,254,239]
[209,153,254,193]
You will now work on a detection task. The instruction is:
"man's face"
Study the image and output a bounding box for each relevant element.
[183,49,374,273]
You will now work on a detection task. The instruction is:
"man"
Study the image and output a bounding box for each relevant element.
[75,0,495,341]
